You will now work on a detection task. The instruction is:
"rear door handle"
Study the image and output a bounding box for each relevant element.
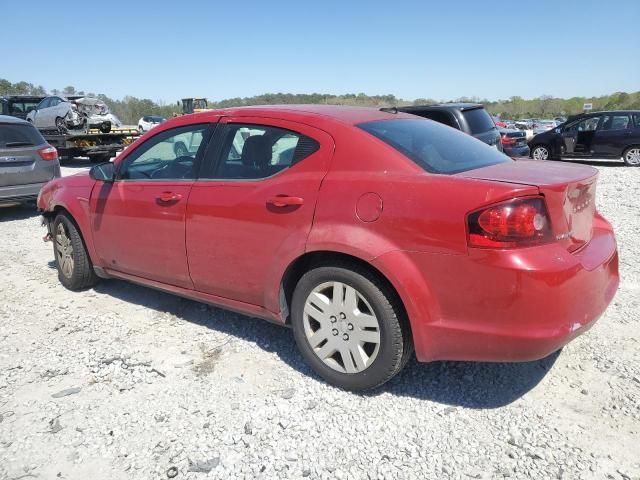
[157,191,182,203]
[267,195,304,207]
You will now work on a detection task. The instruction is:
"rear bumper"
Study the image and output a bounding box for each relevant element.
[503,144,530,158]
[374,217,619,362]
[0,182,48,204]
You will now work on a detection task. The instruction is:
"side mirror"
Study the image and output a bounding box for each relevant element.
[89,162,115,182]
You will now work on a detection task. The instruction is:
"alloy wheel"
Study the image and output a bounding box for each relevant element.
[303,281,381,374]
[625,148,640,165]
[533,146,549,160]
[55,223,74,279]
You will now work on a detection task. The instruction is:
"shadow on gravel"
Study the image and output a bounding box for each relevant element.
[0,203,39,221]
[93,279,559,409]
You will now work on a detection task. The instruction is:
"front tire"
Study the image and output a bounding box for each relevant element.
[53,213,99,291]
[531,144,552,160]
[623,147,640,166]
[291,264,412,391]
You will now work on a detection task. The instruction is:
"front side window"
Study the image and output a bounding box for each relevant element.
[37,98,50,110]
[358,118,510,174]
[211,124,319,179]
[600,115,630,131]
[567,116,600,132]
[118,124,209,180]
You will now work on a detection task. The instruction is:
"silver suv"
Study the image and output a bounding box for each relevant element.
[0,115,60,205]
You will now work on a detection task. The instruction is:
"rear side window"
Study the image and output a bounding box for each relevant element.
[208,124,319,179]
[0,123,46,148]
[358,118,510,174]
[415,110,458,128]
[462,108,496,134]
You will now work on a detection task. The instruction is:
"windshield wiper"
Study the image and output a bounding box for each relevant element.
[5,141,34,147]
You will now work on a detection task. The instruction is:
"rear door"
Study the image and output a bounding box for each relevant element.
[0,121,53,190]
[593,113,633,158]
[186,116,333,308]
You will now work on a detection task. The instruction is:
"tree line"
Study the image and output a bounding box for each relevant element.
[2,78,639,124]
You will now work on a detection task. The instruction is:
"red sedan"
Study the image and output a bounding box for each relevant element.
[38,106,619,390]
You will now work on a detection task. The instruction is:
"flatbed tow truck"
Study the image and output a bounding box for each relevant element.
[39,126,141,163]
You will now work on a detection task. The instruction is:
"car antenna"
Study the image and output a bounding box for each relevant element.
[380,107,398,114]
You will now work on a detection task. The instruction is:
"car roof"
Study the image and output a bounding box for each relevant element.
[195,104,418,125]
[399,103,485,112]
[0,114,32,125]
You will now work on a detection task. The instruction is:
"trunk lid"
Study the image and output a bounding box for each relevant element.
[458,159,598,252]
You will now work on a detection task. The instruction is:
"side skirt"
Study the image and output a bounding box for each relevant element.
[96,267,286,326]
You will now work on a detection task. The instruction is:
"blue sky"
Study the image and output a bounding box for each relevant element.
[3,0,639,103]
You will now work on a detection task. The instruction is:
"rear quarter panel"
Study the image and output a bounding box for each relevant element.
[306,129,538,345]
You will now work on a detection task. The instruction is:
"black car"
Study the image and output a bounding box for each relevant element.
[0,95,45,121]
[529,110,640,166]
[395,103,502,151]
[498,127,530,157]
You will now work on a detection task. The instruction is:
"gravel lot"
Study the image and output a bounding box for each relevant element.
[0,160,638,480]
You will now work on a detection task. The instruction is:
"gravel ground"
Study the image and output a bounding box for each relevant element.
[0,161,638,480]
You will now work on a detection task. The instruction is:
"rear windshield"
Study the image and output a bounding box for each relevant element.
[462,107,496,134]
[149,116,165,122]
[0,122,46,149]
[358,118,510,174]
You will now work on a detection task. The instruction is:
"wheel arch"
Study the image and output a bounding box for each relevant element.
[622,144,640,161]
[43,202,100,268]
[279,250,412,336]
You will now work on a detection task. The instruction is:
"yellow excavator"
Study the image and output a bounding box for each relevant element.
[181,98,210,115]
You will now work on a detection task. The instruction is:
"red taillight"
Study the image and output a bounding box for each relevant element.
[467,197,553,248]
[38,146,58,161]
[500,134,516,145]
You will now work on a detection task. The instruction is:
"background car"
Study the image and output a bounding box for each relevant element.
[27,96,117,133]
[138,115,166,132]
[530,110,640,166]
[0,95,45,120]
[532,119,558,136]
[38,106,618,391]
[498,127,530,157]
[395,103,503,151]
[0,115,60,205]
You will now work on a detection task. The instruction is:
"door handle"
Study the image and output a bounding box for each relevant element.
[157,191,182,203]
[267,195,304,207]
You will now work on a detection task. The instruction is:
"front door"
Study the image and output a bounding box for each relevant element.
[90,123,212,288]
[186,117,333,308]
[593,113,633,158]
[562,115,601,157]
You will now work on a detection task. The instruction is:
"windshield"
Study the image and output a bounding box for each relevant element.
[462,107,496,134]
[149,116,165,123]
[358,118,511,174]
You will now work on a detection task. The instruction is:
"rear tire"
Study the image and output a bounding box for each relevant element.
[53,213,99,291]
[291,263,412,391]
[623,146,640,167]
